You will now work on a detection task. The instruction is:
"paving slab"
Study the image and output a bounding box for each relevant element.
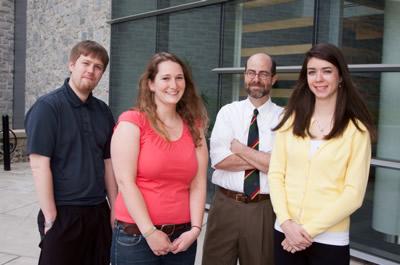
[2,256,38,265]
[0,163,372,265]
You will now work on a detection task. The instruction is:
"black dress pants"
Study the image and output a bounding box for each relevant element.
[37,201,112,265]
[274,230,350,265]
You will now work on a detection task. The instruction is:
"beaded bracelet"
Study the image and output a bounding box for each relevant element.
[143,226,157,238]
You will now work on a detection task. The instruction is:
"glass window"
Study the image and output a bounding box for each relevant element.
[352,166,400,263]
[315,1,400,68]
[112,0,203,19]
[109,18,157,116]
[352,71,400,263]
[220,0,314,106]
[112,0,157,19]
[157,6,221,203]
[110,4,221,121]
[223,0,315,69]
[156,5,221,123]
[350,70,400,161]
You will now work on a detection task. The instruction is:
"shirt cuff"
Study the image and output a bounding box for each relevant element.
[210,150,234,168]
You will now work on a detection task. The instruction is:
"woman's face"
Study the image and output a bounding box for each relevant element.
[149,60,186,107]
[306,57,341,102]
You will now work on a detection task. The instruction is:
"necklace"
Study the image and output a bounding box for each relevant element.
[313,118,332,135]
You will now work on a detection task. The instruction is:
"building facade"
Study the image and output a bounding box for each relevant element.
[2,0,400,264]
[0,0,14,120]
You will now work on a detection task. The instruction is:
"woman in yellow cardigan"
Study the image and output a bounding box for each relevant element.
[268,43,375,265]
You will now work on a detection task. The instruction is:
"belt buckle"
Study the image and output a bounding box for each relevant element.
[160,224,175,236]
[235,193,248,203]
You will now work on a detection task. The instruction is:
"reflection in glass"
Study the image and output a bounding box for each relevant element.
[110,18,157,116]
[352,168,400,263]
[372,0,400,258]
[223,0,315,68]
[111,0,200,19]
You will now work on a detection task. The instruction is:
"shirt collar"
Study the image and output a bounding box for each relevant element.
[63,78,93,108]
[244,97,273,116]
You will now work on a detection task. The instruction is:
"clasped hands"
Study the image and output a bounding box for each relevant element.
[146,228,201,256]
[280,220,313,254]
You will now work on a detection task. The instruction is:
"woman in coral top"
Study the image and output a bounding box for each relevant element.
[268,43,375,265]
[110,52,208,265]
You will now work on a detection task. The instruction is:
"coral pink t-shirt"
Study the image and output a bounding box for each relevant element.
[114,110,198,225]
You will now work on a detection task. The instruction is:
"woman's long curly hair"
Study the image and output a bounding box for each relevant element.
[273,43,375,141]
[136,52,208,147]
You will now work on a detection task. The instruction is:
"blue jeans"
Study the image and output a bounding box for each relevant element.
[111,222,197,265]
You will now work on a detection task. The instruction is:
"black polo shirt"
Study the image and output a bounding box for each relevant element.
[25,78,115,206]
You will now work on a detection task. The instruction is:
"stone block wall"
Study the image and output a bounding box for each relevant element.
[0,129,28,163]
[0,0,14,119]
[11,129,28,163]
[25,0,112,110]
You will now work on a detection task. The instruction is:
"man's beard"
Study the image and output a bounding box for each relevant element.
[78,79,97,93]
[246,82,270,99]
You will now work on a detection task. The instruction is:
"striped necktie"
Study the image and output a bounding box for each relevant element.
[244,108,260,199]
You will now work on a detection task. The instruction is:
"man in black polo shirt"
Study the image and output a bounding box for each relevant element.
[25,40,117,265]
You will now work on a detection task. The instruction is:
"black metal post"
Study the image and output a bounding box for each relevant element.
[2,115,11,171]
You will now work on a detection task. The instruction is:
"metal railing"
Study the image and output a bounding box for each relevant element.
[1,115,17,171]
[212,64,400,74]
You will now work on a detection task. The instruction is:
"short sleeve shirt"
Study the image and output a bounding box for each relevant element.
[25,79,115,206]
[113,110,198,225]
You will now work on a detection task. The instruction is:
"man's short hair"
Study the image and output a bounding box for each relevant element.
[69,40,109,71]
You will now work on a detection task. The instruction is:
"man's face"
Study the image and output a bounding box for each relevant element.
[68,54,105,95]
[244,55,276,100]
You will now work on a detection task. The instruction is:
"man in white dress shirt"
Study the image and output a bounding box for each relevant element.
[202,53,283,265]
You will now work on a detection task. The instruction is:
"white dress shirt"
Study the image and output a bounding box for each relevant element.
[210,97,283,194]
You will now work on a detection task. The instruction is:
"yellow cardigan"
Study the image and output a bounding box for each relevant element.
[268,118,371,238]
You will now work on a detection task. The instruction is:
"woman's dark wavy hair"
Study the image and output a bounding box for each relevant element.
[136,52,209,147]
[273,43,375,140]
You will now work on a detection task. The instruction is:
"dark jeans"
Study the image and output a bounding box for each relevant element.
[111,221,197,265]
[274,230,350,265]
[37,201,112,265]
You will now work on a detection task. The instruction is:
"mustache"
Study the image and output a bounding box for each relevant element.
[247,83,266,90]
[249,80,264,86]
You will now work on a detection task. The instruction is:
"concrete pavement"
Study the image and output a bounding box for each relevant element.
[0,162,368,265]
[0,162,39,265]
[0,162,206,265]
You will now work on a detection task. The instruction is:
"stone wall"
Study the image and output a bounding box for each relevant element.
[25,0,112,110]
[0,0,14,119]
[0,129,28,163]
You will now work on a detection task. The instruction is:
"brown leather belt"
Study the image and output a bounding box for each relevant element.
[116,220,191,236]
[219,187,270,203]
